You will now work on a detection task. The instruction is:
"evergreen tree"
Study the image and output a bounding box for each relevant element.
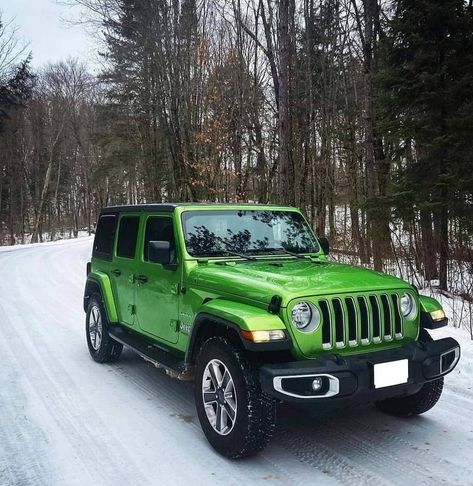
[0,58,34,131]
[378,0,473,288]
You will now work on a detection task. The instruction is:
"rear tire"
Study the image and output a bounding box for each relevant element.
[86,294,123,363]
[194,337,276,459]
[375,329,443,417]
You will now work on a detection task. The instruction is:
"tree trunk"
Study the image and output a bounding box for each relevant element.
[31,127,63,243]
[420,209,438,281]
[278,0,295,205]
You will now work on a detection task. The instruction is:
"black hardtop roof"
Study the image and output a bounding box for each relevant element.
[100,202,294,214]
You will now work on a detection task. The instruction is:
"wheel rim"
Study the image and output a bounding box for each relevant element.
[88,304,103,351]
[202,359,237,436]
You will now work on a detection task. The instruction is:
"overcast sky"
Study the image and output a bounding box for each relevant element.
[1,0,95,70]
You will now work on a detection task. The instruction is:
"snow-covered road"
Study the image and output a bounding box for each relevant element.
[1,237,472,486]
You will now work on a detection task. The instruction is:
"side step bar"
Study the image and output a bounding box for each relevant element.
[108,325,193,381]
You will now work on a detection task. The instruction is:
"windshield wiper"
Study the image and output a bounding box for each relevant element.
[254,247,310,260]
[198,249,257,261]
[221,250,257,261]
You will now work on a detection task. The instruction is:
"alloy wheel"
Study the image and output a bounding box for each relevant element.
[88,304,103,351]
[202,359,237,435]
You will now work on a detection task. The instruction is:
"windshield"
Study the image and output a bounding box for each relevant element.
[181,210,319,257]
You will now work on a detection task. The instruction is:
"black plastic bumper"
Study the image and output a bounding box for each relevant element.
[259,337,460,403]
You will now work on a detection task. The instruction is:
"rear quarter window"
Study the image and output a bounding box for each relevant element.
[93,215,117,260]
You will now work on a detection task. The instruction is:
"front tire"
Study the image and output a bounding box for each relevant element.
[86,294,123,363]
[194,337,276,459]
[375,378,444,417]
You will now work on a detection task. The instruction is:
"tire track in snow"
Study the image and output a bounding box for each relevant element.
[275,426,390,486]
[0,300,152,486]
[336,413,470,485]
[276,400,473,486]
[0,343,55,486]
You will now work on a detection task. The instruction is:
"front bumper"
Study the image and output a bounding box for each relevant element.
[260,337,460,403]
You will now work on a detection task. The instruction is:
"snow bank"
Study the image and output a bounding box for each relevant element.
[0,233,93,253]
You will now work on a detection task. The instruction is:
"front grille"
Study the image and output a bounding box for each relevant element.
[319,293,403,350]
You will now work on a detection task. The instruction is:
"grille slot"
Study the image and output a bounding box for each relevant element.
[345,298,357,344]
[380,294,393,339]
[320,300,332,348]
[358,296,370,342]
[333,299,345,346]
[391,294,402,336]
[369,295,381,341]
[319,293,404,350]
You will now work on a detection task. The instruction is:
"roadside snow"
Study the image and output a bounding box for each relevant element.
[0,233,92,253]
[0,238,472,486]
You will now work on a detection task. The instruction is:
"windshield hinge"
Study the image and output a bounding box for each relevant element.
[268,295,282,314]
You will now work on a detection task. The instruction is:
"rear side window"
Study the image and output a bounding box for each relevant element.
[93,215,117,260]
[117,216,140,259]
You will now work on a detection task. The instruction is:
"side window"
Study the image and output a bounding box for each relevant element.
[93,214,117,260]
[116,216,140,259]
[144,217,176,262]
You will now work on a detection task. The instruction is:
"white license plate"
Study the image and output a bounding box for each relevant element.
[373,359,409,389]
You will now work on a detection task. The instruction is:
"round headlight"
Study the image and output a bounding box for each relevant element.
[291,302,320,332]
[400,293,416,319]
[291,302,312,329]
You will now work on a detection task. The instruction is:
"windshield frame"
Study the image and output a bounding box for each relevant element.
[179,207,321,260]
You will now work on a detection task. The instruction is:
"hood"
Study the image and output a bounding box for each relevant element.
[188,259,411,306]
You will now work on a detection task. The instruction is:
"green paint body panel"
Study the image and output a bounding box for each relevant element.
[197,299,286,331]
[419,294,443,313]
[88,203,445,361]
[88,270,118,322]
[186,259,410,307]
[121,212,182,344]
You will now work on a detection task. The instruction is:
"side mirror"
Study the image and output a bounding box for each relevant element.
[149,240,171,265]
[319,237,329,255]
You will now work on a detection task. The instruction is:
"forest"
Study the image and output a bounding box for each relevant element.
[0,0,472,310]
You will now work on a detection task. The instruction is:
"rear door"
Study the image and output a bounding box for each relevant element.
[134,214,180,344]
[110,213,141,327]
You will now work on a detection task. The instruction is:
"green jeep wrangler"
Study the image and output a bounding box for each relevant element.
[84,203,460,458]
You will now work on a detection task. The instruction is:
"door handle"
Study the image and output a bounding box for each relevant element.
[134,274,148,284]
[111,269,121,277]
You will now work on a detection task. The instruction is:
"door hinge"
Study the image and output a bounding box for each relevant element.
[128,304,136,315]
[170,319,179,332]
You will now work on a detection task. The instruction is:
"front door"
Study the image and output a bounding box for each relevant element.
[134,215,180,344]
[110,213,141,327]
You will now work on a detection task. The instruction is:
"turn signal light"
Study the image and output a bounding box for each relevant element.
[240,330,286,343]
[430,309,446,321]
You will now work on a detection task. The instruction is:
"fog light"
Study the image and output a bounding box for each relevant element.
[311,377,323,392]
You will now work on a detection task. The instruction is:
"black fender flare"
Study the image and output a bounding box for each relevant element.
[185,312,292,365]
